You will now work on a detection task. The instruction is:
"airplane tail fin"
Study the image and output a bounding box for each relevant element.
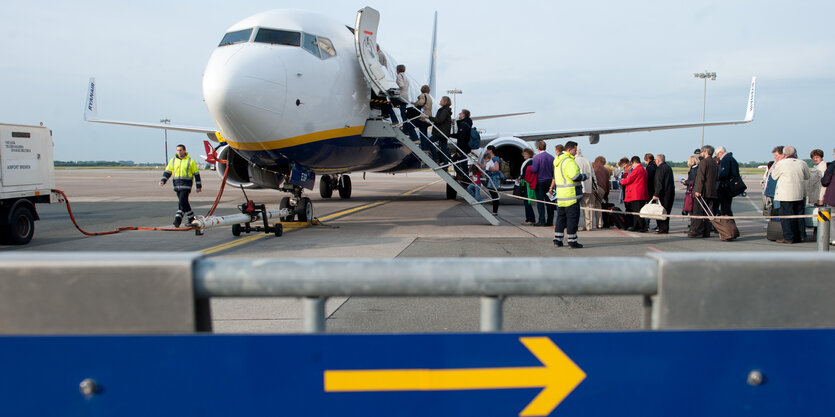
[427,11,437,95]
[84,77,98,121]
[745,76,757,122]
[203,140,218,164]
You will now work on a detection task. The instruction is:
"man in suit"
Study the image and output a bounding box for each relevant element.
[716,146,741,216]
[651,154,675,234]
[689,145,719,238]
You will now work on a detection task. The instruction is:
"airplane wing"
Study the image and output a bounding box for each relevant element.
[471,112,535,121]
[482,77,757,145]
[84,78,220,139]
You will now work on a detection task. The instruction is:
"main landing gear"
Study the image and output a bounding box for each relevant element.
[279,184,314,224]
[319,174,352,199]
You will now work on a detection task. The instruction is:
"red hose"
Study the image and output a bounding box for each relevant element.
[53,161,230,236]
[204,159,229,217]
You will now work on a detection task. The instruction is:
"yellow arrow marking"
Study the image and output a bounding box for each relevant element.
[324,337,585,417]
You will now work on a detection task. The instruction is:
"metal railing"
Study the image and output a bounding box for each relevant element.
[3,252,835,334]
[194,257,659,332]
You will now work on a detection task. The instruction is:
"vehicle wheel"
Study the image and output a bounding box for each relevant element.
[319,175,334,199]
[274,224,283,237]
[446,184,457,200]
[8,206,35,245]
[337,175,352,199]
[297,197,313,224]
[232,223,242,236]
[279,196,294,222]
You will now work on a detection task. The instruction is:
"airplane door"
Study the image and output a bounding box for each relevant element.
[354,7,398,98]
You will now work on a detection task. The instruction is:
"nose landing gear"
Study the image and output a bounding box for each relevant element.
[279,184,315,224]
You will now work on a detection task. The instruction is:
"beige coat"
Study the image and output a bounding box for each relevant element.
[414,93,433,118]
[771,158,810,201]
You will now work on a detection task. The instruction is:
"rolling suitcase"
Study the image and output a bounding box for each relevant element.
[697,196,740,241]
[611,206,627,230]
[712,218,740,241]
[766,219,783,241]
[601,202,615,228]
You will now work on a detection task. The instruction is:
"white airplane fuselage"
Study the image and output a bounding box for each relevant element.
[202,9,422,177]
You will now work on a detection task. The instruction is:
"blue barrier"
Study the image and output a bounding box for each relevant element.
[1,329,833,416]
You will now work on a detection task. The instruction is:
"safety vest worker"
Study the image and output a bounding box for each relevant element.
[159,144,202,227]
[549,141,586,248]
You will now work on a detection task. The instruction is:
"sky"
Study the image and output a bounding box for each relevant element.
[1,0,833,164]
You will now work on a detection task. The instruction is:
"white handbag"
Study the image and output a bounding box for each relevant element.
[639,199,667,220]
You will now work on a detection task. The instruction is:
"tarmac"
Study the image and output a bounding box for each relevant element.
[3,168,824,334]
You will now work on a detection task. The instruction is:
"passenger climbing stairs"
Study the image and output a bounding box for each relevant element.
[360,119,501,226]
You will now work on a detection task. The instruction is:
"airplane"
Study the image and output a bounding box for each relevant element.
[84,6,757,224]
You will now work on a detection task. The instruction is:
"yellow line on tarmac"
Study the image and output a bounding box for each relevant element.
[316,200,390,222]
[199,179,443,255]
[201,234,266,255]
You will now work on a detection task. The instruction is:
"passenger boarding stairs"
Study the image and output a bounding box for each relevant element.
[361,117,500,226]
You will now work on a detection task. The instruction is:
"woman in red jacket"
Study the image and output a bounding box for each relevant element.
[619,156,649,232]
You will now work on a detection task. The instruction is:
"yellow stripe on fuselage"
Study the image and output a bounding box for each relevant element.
[223,126,364,151]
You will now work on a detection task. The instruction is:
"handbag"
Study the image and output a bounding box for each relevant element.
[512,183,525,197]
[683,192,694,214]
[723,176,747,197]
[639,199,667,220]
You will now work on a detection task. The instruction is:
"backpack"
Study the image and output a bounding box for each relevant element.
[468,125,481,150]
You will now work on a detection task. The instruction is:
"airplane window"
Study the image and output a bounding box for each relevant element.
[254,29,301,46]
[317,37,336,58]
[218,29,252,47]
[301,33,320,58]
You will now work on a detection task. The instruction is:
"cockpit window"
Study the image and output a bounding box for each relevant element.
[254,29,301,46]
[317,37,336,58]
[218,29,252,47]
[301,33,320,58]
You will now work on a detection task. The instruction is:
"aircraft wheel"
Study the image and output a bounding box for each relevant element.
[298,197,313,224]
[232,223,242,236]
[7,206,35,245]
[338,175,352,199]
[319,175,334,199]
[279,197,294,222]
[446,184,457,200]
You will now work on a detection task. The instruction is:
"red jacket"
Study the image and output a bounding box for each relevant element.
[620,164,648,202]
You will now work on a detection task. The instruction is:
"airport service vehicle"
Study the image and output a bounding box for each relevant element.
[84,7,756,222]
[0,123,57,244]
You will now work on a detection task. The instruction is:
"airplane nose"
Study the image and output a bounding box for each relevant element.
[203,44,288,144]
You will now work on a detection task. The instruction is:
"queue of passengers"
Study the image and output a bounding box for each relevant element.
[514,142,835,248]
[384,70,833,246]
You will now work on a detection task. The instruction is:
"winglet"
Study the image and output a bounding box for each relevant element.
[427,11,438,95]
[84,77,98,121]
[745,76,757,122]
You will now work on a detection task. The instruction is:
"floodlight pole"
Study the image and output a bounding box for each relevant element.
[161,118,171,164]
[693,71,716,149]
[446,88,462,118]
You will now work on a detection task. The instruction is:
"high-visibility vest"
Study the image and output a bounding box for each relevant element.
[553,152,582,207]
[166,154,199,180]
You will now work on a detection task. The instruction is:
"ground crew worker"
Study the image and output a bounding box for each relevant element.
[549,141,586,248]
[159,144,201,227]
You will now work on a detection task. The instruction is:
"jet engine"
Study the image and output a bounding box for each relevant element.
[214,144,285,190]
[476,137,536,188]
